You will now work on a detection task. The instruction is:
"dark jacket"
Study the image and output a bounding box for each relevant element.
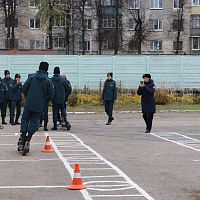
[23,70,54,113]
[3,77,13,100]
[51,75,71,104]
[137,80,156,113]
[102,79,117,101]
[0,80,7,104]
[65,79,72,102]
[10,80,22,101]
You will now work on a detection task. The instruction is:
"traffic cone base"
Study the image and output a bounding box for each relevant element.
[67,184,87,190]
[42,136,54,153]
[67,164,87,190]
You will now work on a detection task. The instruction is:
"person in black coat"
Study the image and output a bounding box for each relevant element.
[137,73,156,133]
[51,67,71,130]
[0,78,7,129]
[102,72,117,125]
[10,74,22,125]
[18,62,54,156]
[2,70,13,124]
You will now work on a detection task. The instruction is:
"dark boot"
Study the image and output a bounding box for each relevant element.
[44,122,48,131]
[17,134,26,151]
[51,121,57,130]
[63,117,71,130]
[22,141,30,156]
[2,118,7,125]
[106,118,111,125]
[15,119,20,125]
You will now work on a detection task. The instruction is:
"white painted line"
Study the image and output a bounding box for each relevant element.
[0,143,44,146]
[90,194,143,197]
[82,175,121,179]
[70,133,155,200]
[87,186,134,191]
[81,168,113,170]
[47,134,92,200]
[150,132,200,152]
[0,158,59,162]
[69,162,106,165]
[0,185,67,189]
[59,150,90,152]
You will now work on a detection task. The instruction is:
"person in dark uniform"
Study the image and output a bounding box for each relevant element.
[18,62,54,156]
[51,67,71,130]
[102,72,117,125]
[137,73,156,133]
[10,74,22,125]
[2,70,13,125]
[0,78,7,129]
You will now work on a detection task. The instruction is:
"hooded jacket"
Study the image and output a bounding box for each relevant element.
[10,80,22,101]
[102,79,117,101]
[137,80,156,113]
[0,79,7,104]
[23,70,54,112]
[51,74,71,104]
[2,77,13,100]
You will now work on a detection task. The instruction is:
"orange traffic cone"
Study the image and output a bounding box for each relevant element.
[67,164,87,190]
[42,136,54,153]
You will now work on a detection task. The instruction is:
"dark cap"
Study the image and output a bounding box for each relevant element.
[107,72,113,78]
[4,70,10,76]
[39,62,49,72]
[54,67,60,75]
[142,73,151,79]
[15,73,21,79]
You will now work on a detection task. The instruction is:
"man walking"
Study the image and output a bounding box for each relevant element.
[2,70,13,124]
[10,74,22,125]
[51,67,71,130]
[18,62,54,156]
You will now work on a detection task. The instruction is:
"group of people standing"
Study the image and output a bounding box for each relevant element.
[0,62,71,156]
[102,73,156,133]
[0,62,156,156]
[0,70,22,128]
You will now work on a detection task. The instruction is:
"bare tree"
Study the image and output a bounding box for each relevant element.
[95,0,103,54]
[172,0,185,54]
[124,1,152,54]
[0,0,19,49]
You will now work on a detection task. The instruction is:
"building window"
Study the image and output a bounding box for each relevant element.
[102,16,116,28]
[84,19,92,29]
[102,40,109,49]
[85,0,92,7]
[29,19,40,28]
[150,19,163,31]
[29,0,40,7]
[128,0,140,9]
[192,0,200,6]
[79,41,90,51]
[30,40,40,49]
[128,40,138,51]
[150,0,163,9]
[191,15,200,28]
[53,37,66,48]
[5,38,19,49]
[5,18,18,28]
[192,37,200,50]
[129,18,136,30]
[173,41,183,51]
[150,41,162,51]
[173,0,183,8]
[102,0,116,6]
[53,15,66,27]
[173,19,184,31]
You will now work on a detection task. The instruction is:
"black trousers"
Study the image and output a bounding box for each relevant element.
[40,102,49,124]
[104,100,114,120]
[10,100,21,123]
[52,103,66,123]
[20,108,42,142]
[2,99,11,120]
[143,113,154,131]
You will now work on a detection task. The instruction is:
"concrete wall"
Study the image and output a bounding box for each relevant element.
[0,55,200,89]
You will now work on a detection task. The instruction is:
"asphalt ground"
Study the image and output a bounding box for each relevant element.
[0,112,200,200]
